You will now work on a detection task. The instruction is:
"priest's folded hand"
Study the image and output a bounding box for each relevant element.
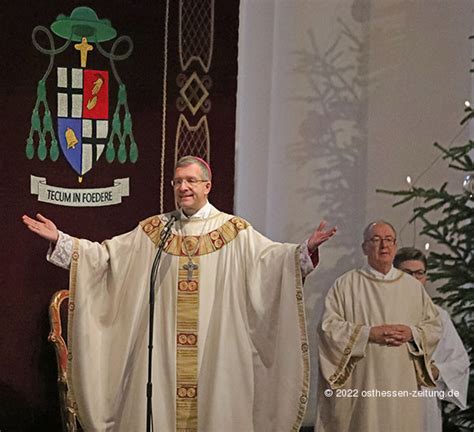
[387,324,413,343]
[370,324,413,346]
[369,325,394,345]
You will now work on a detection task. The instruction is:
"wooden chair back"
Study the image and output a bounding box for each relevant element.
[48,289,79,432]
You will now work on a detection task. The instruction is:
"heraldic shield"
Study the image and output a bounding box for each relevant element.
[57,67,109,177]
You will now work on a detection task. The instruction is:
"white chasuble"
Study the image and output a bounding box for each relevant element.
[315,269,442,432]
[66,208,309,432]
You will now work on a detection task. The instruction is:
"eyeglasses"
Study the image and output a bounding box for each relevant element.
[367,236,396,246]
[171,178,209,188]
[400,268,426,278]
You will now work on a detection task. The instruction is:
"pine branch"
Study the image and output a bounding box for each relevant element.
[434,141,474,171]
[460,108,474,125]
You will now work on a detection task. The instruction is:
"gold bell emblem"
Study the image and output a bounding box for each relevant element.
[65,128,79,149]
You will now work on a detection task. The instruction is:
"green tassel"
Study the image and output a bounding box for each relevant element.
[129,140,138,163]
[43,110,53,132]
[38,136,47,161]
[26,137,35,160]
[118,85,127,104]
[31,110,41,132]
[50,139,59,161]
[118,141,127,163]
[106,142,115,163]
[37,80,46,101]
[124,113,132,134]
[112,113,121,133]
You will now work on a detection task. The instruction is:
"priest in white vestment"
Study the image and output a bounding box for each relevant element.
[394,247,469,432]
[315,221,442,432]
[23,156,336,432]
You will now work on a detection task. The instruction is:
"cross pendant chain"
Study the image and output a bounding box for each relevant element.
[183,260,199,280]
[180,219,208,282]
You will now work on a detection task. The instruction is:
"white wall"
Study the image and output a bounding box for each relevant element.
[236,0,472,426]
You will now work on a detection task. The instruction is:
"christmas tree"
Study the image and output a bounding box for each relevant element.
[378,96,473,430]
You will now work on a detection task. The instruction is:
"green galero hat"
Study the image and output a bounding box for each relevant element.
[50,6,117,42]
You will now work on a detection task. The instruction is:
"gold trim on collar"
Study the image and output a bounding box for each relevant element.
[140,215,250,256]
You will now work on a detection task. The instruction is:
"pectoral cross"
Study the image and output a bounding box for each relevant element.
[183,260,198,281]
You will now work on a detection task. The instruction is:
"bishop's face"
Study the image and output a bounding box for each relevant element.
[362,223,397,274]
[173,163,212,216]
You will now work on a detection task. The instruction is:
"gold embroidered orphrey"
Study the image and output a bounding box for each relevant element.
[140,214,249,430]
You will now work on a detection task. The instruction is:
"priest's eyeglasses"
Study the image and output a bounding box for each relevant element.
[400,269,426,278]
[171,178,208,188]
[368,236,396,246]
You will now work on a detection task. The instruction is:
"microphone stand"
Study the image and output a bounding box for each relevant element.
[146,213,178,432]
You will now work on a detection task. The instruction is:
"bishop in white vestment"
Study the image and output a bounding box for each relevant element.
[23,156,336,432]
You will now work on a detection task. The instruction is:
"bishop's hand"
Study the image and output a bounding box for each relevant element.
[22,213,59,243]
[308,220,337,253]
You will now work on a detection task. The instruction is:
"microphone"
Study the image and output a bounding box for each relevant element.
[160,210,181,240]
[165,209,182,225]
[146,209,182,432]
[170,209,182,222]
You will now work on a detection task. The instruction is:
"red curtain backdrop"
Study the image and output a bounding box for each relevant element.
[0,1,239,429]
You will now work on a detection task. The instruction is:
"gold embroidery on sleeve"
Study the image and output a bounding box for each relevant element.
[329,324,363,389]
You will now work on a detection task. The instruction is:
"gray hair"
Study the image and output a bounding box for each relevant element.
[363,220,397,241]
[175,156,212,181]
